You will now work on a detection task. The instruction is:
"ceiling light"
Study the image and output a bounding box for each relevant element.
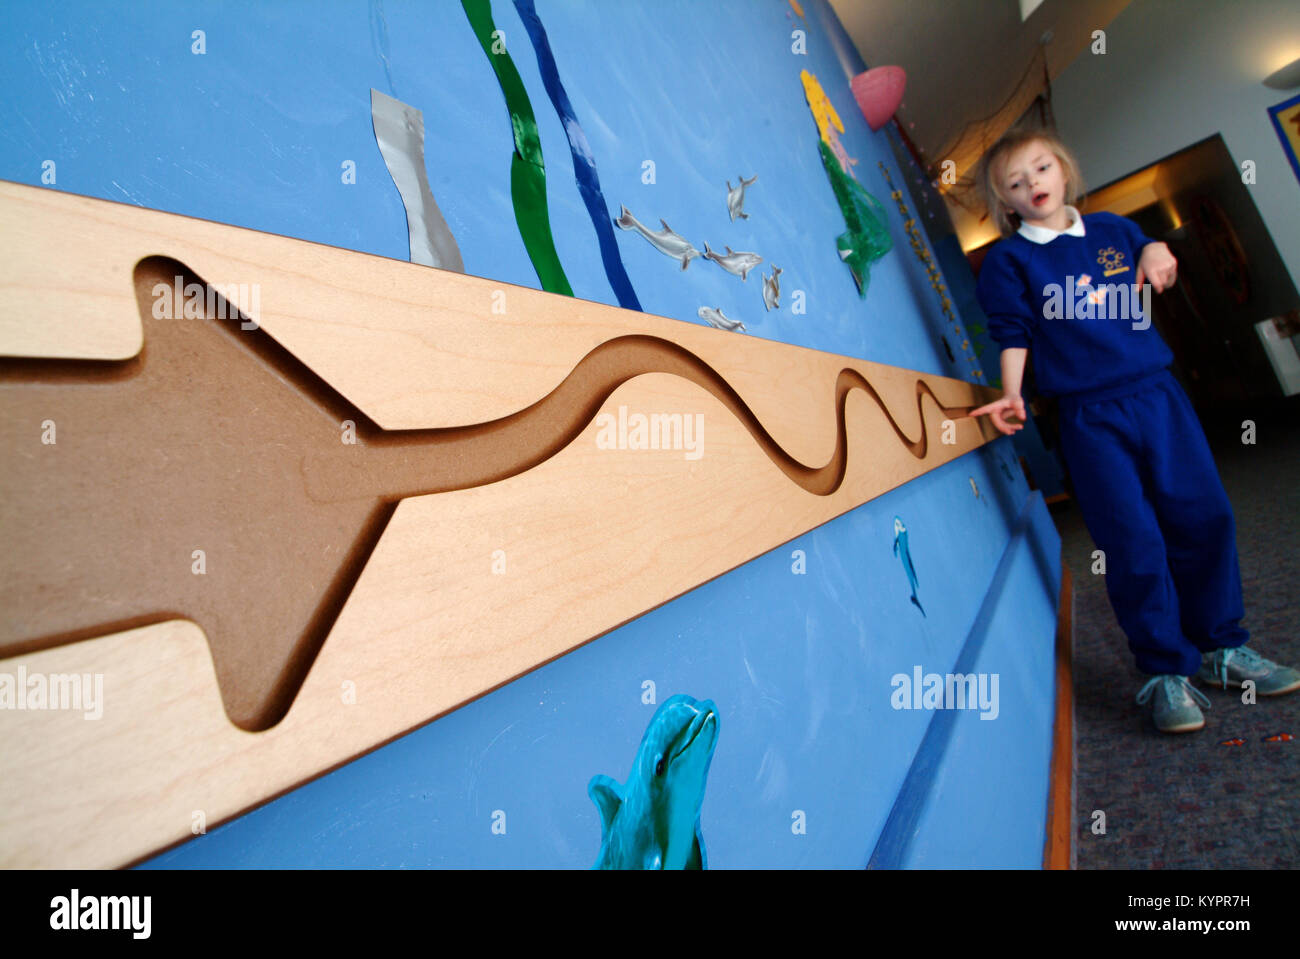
[1264,57,1300,90]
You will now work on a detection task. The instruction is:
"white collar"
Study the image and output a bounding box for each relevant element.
[1017,205,1085,244]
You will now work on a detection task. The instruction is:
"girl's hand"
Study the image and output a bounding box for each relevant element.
[970,394,1027,435]
[1136,242,1178,293]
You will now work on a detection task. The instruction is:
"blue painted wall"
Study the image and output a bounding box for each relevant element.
[0,0,1061,867]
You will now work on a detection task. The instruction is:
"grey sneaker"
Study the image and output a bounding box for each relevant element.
[1198,646,1300,696]
[1136,675,1211,733]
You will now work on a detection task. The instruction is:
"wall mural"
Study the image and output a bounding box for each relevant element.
[0,0,1057,869]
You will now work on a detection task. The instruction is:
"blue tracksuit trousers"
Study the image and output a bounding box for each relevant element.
[1056,367,1249,677]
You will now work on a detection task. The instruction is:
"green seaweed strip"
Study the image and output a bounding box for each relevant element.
[462,0,573,296]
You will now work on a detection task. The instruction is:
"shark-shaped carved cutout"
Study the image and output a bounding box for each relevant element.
[1,257,980,732]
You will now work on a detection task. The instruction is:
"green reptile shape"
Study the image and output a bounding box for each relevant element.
[589,695,719,869]
[816,138,892,297]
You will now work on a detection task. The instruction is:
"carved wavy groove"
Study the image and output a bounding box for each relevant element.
[0,256,977,731]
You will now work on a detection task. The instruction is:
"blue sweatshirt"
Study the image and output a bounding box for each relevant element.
[975,208,1173,398]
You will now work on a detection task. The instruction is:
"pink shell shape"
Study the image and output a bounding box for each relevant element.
[851,66,906,132]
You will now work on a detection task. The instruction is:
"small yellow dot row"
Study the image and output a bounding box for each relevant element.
[879,162,984,381]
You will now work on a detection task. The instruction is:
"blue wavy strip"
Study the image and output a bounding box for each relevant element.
[513,0,642,311]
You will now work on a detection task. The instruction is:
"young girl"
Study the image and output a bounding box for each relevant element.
[970,128,1299,733]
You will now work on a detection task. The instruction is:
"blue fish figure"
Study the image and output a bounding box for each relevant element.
[893,516,926,617]
[588,694,719,869]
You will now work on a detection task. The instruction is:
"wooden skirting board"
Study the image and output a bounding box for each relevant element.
[1043,557,1075,869]
[0,180,1003,867]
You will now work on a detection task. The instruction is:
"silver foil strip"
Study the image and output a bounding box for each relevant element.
[370,88,465,272]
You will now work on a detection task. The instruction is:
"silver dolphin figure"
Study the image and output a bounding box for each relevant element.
[725,174,757,221]
[615,205,701,270]
[703,242,763,281]
[698,306,746,332]
[762,265,782,311]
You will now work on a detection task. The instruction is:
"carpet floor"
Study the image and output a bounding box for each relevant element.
[1049,407,1299,869]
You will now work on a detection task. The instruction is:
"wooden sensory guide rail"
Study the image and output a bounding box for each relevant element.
[0,180,1002,866]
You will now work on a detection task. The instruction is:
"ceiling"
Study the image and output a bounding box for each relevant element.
[828,0,1132,183]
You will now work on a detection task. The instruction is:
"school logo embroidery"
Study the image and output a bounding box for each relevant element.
[1075,271,1103,306]
[1098,246,1128,277]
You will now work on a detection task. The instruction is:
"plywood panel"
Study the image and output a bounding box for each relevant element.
[0,180,1001,866]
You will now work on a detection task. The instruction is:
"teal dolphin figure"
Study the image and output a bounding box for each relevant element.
[588,694,719,869]
[892,516,926,617]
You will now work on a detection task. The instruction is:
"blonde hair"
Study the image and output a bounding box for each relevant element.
[979,128,1085,236]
